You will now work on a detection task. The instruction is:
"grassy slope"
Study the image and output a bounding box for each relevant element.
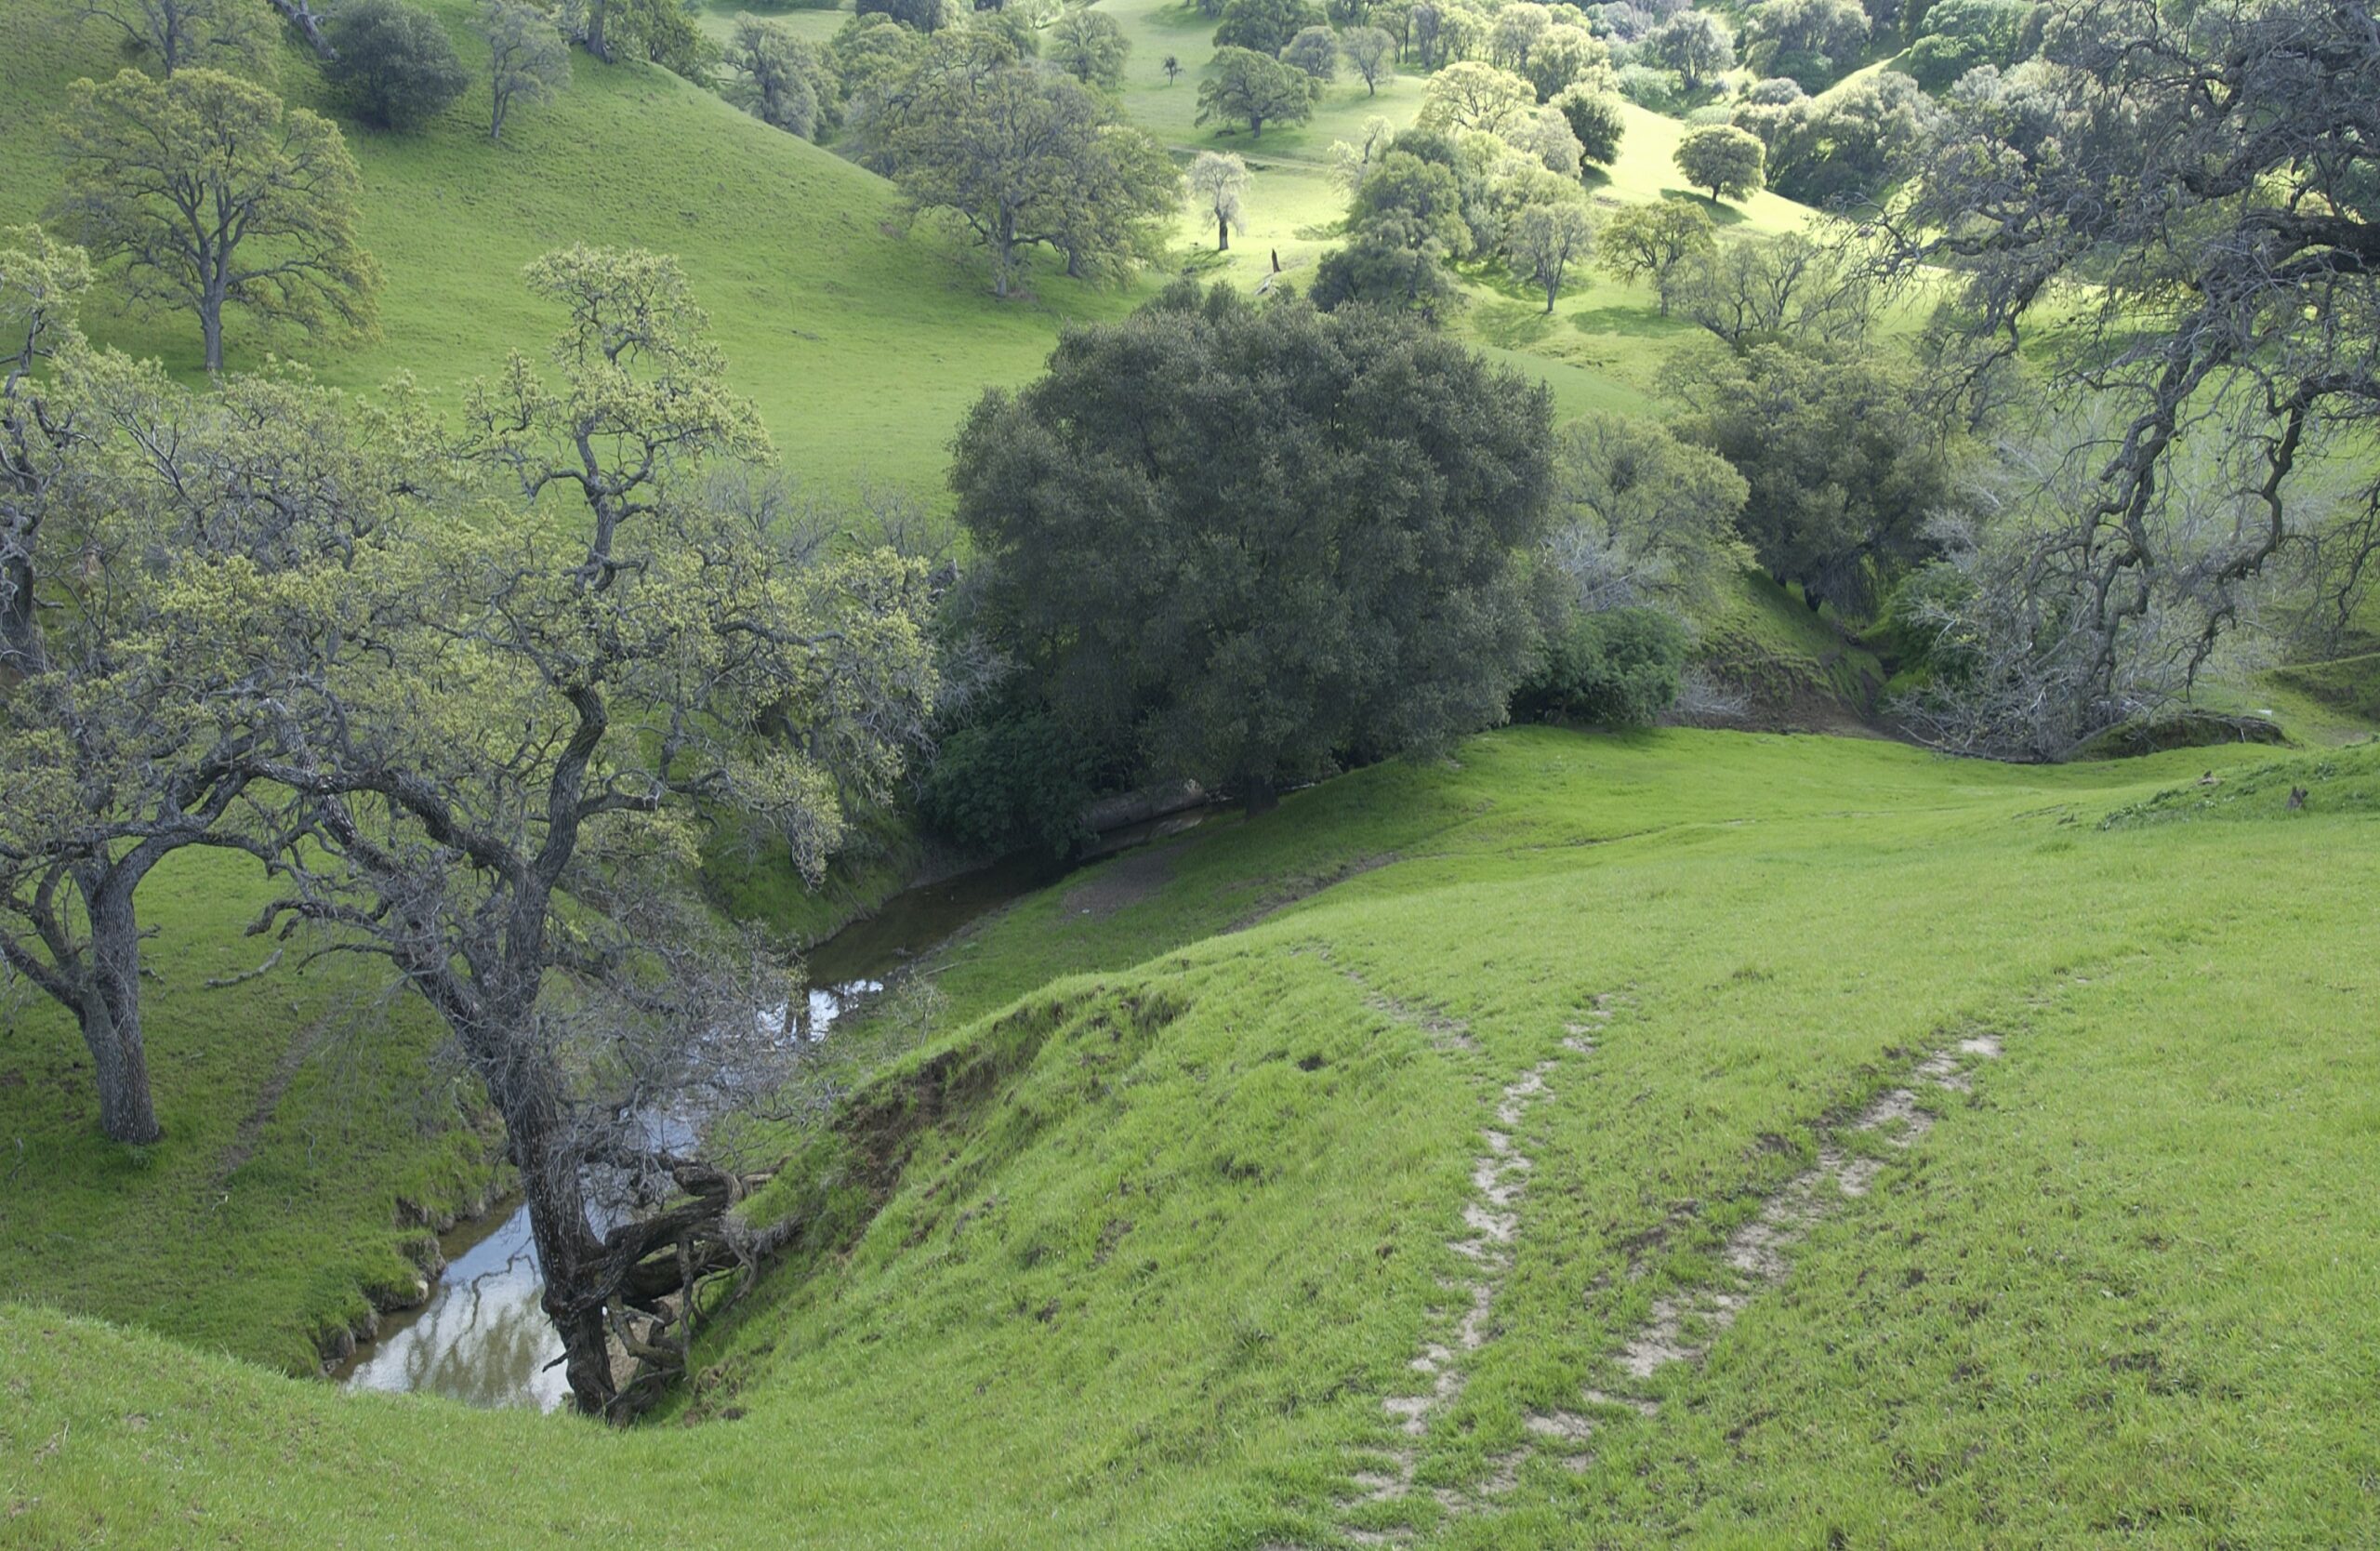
[0,0,1156,492]
[0,853,508,1375]
[8,728,2378,1547]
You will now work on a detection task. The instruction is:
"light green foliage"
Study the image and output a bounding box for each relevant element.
[1507,179,1593,311]
[1645,7,1733,91]
[9,728,2380,1543]
[1416,58,1534,135]
[1186,148,1250,249]
[721,11,830,138]
[51,68,379,373]
[1340,21,1393,92]
[1672,120,1766,201]
[1279,21,1339,81]
[1547,409,1748,611]
[1594,198,1712,315]
[1518,20,1609,100]
[886,46,1178,295]
[1196,43,1316,137]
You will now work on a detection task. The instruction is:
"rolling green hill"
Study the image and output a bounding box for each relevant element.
[0,0,1157,490]
[9,728,2380,1546]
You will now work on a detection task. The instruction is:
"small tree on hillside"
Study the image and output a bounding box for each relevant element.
[1673,123,1765,202]
[1163,51,1182,81]
[1341,24,1393,92]
[75,0,273,77]
[52,69,379,373]
[1595,197,1712,312]
[1196,46,1316,138]
[721,13,832,138]
[1187,151,1250,250]
[478,0,570,141]
[1510,192,1593,312]
[889,60,1179,296]
[324,0,472,131]
[953,282,1556,812]
[1049,7,1131,88]
[1281,24,1340,80]
[1646,10,1734,91]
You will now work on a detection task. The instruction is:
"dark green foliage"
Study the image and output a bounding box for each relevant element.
[1741,0,1870,87]
[1733,69,1931,205]
[1195,44,1315,136]
[1280,23,1339,80]
[1512,606,1687,725]
[1309,234,1459,318]
[1212,0,1318,54]
[324,0,469,131]
[1048,7,1130,87]
[1678,342,1951,618]
[857,0,954,29]
[951,282,1554,806]
[1555,86,1625,165]
[1901,0,2042,87]
[918,690,1124,855]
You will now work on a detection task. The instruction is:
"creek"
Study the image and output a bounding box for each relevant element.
[332,853,1064,1410]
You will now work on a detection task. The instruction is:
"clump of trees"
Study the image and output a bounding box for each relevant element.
[950,282,1556,812]
[860,32,1179,295]
[722,12,835,139]
[51,68,379,373]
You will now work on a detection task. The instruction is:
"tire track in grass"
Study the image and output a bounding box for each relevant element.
[1519,1029,2008,1462]
[1336,995,1619,1544]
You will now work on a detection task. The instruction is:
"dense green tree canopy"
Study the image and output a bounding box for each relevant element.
[1196,46,1316,137]
[952,282,1556,807]
[324,0,471,131]
[1673,122,1766,201]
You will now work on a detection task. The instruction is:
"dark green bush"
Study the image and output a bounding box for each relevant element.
[917,695,1126,857]
[1513,607,1687,725]
[325,0,469,131]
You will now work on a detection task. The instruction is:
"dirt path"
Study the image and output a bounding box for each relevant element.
[211,1015,328,1186]
[1335,1000,1617,1544]
[1518,1031,2006,1464]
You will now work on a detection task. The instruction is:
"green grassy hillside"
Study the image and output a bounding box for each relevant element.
[8,728,2377,1547]
[0,0,1156,490]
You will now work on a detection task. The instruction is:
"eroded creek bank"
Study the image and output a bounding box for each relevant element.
[332,853,1072,1409]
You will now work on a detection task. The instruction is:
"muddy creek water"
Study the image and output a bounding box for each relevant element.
[334,855,1064,1409]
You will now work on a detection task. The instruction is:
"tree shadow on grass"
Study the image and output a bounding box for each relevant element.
[1569,304,1699,339]
[1659,188,1751,226]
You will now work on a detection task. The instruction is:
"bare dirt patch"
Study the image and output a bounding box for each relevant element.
[1060,842,1188,919]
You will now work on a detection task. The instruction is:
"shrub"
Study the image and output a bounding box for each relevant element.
[1513,607,1689,725]
[324,0,470,131]
[917,694,1123,856]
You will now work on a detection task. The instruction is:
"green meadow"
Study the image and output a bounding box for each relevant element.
[8,729,2379,1546]
[4,0,2377,1544]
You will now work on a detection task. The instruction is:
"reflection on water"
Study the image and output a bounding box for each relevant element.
[339,1204,569,1411]
[337,860,1046,1410]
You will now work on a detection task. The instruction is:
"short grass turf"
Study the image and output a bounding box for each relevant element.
[7,727,2377,1547]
